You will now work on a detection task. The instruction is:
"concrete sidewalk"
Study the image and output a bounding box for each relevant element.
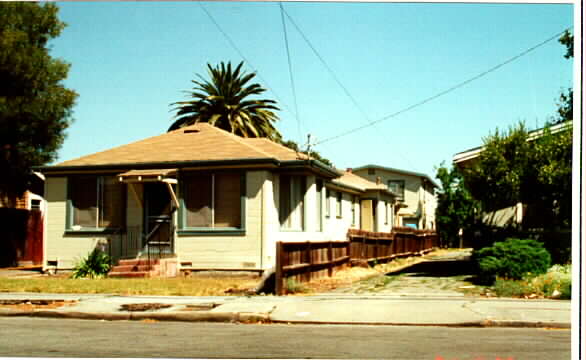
[0,292,571,328]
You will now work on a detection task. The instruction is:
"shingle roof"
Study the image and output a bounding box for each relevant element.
[54,123,306,168]
[332,171,394,197]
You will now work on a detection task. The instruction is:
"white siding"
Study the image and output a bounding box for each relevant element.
[44,177,111,269]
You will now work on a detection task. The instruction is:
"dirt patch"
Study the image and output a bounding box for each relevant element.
[119,303,173,312]
[0,299,77,311]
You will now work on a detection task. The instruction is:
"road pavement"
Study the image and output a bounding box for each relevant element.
[0,317,571,359]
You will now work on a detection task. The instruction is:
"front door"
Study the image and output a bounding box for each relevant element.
[144,183,174,253]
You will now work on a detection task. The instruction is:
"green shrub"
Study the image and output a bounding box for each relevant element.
[473,238,551,284]
[492,264,571,299]
[72,248,112,279]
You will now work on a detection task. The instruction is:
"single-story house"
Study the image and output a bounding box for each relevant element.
[37,123,396,272]
[352,165,438,230]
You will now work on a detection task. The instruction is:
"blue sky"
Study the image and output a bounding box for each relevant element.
[49,2,574,179]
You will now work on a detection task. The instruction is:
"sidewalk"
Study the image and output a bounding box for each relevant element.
[0,292,571,328]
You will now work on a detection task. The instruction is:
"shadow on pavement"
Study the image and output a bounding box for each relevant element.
[390,259,477,280]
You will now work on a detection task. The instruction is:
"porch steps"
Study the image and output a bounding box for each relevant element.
[108,258,178,278]
[108,259,159,278]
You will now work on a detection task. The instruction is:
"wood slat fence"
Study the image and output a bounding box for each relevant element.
[275,228,439,295]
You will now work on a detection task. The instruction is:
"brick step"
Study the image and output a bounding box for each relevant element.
[109,264,155,273]
[108,271,150,278]
[117,259,160,266]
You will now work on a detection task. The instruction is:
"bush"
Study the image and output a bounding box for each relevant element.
[472,238,551,284]
[72,248,112,279]
[492,264,571,299]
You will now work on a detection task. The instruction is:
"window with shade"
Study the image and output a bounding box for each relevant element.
[181,172,244,231]
[68,176,125,231]
[279,175,305,231]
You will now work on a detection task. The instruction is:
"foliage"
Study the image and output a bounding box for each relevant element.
[285,278,309,294]
[551,30,573,125]
[492,264,571,299]
[0,2,77,198]
[472,238,551,284]
[462,121,572,230]
[170,61,281,141]
[435,163,478,247]
[280,139,333,167]
[71,249,112,279]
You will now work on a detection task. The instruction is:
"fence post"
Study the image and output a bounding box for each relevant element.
[306,241,312,282]
[275,241,283,295]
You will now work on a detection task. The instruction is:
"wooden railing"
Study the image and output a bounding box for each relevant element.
[274,228,438,295]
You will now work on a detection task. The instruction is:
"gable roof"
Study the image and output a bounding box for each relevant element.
[352,164,439,188]
[40,123,338,177]
[331,170,396,198]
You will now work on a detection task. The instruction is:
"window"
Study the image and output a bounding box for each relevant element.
[279,175,305,230]
[384,201,389,225]
[368,168,375,175]
[325,189,331,218]
[388,180,405,201]
[68,176,125,230]
[182,172,243,230]
[351,196,357,226]
[336,192,342,218]
[316,180,323,232]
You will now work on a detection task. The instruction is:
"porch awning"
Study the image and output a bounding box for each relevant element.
[117,169,179,209]
[117,169,177,184]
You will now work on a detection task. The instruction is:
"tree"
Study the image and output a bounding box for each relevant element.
[170,61,281,141]
[0,2,77,201]
[552,30,573,125]
[462,121,572,230]
[435,163,478,247]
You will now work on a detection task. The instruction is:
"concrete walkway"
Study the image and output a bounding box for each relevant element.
[0,292,571,328]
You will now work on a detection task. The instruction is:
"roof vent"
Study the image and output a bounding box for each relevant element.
[183,129,200,134]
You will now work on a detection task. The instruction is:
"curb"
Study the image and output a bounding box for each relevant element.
[0,308,269,323]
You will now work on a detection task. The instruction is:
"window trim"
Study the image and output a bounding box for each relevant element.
[178,171,246,235]
[325,189,331,218]
[66,175,126,233]
[351,195,357,226]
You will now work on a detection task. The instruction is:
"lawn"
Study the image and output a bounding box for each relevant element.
[0,275,260,296]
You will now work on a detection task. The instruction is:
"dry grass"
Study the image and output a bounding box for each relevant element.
[0,275,260,296]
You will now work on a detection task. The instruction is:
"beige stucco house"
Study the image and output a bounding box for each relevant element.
[352,165,438,230]
[38,123,395,272]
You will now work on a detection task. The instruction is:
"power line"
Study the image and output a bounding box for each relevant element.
[198,2,294,117]
[315,27,572,146]
[281,6,415,166]
[279,2,302,143]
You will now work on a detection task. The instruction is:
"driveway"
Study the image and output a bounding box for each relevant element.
[328,249,481,297]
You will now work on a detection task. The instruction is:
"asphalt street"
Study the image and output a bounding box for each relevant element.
[0,317,571,359]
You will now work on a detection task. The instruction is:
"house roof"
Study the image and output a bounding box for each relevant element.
[41,123,337,177]
[352,164,439,188]
[332,170,396,197]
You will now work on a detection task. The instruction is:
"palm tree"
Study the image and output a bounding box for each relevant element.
[169,61,281,141]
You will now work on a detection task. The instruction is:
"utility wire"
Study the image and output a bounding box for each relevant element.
[282,7,372,124]
[198,2,294,117]
[282,6,414,166]
[279,2,302,143]
[315,27,573,146]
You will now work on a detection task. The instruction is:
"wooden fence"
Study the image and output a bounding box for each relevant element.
[275,228,438,294]
[0,208,43,267]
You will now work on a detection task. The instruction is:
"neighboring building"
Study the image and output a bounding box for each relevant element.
[452,120,572,228]
[37,123,396,272]
[0,172,45,210]
[352,165,438,230]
